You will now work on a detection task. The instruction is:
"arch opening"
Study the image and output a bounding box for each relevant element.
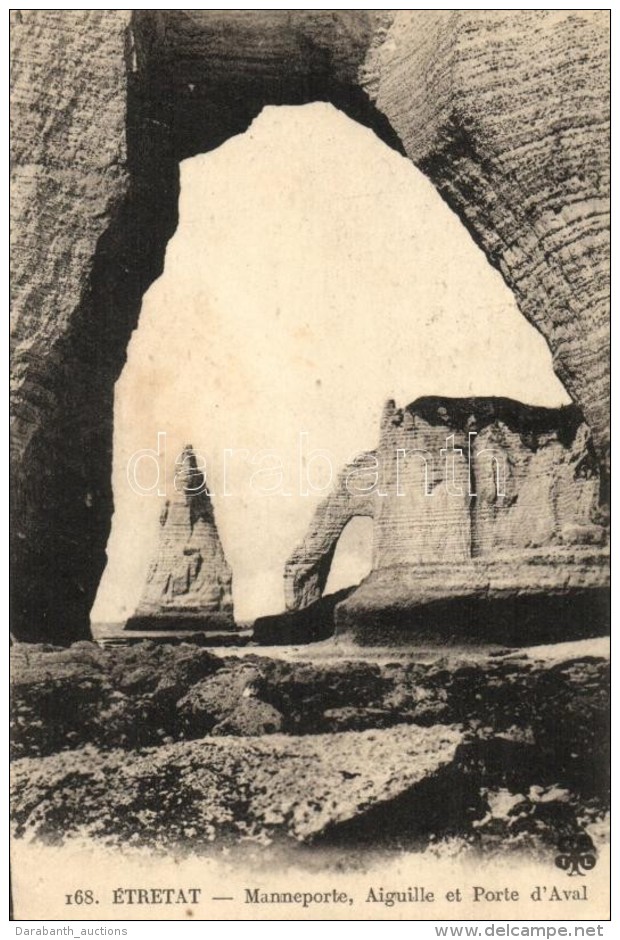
[91,103,570,633]
[323,516,374,598]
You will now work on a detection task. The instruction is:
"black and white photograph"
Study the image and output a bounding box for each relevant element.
[9,7,611,923]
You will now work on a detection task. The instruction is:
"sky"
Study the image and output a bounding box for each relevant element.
[91,103,570,623]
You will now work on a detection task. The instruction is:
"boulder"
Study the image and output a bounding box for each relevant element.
[10,724,467,847]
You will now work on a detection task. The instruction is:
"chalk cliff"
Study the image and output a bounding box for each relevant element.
[10,10,609,642]
[125,446,234,631]
[284,398,609,644]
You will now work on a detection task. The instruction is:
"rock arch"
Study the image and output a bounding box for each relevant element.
[10,10,609,642]
[284,452,377,611]
[285,397,608,639]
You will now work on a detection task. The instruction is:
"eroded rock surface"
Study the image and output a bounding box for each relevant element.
[11,640,609,777]
[254,588,355,645]
[10,10,609,643]
[364,11,610,464]
[10,639,608,856]
[125,446,234,631]
[285,397,609,643]
[11,725,467,848]
[10,10,180,643]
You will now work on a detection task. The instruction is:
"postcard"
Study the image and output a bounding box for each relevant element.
[10,8,610,922]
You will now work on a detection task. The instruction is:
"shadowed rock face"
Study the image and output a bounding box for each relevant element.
[253,587,355,647]
[285,397,609,643]
[10,10,609,642]
[10,10,180,643]
[125,446,234,632]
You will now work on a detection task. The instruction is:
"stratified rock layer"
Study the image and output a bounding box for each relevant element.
[285,397,609,643]
[364,11,610,464]
[11,11,609,642]
[125,447,234,631]
[11,10,180,643]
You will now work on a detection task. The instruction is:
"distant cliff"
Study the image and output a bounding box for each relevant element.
[125,446,234,632]
[284,397,608,644]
